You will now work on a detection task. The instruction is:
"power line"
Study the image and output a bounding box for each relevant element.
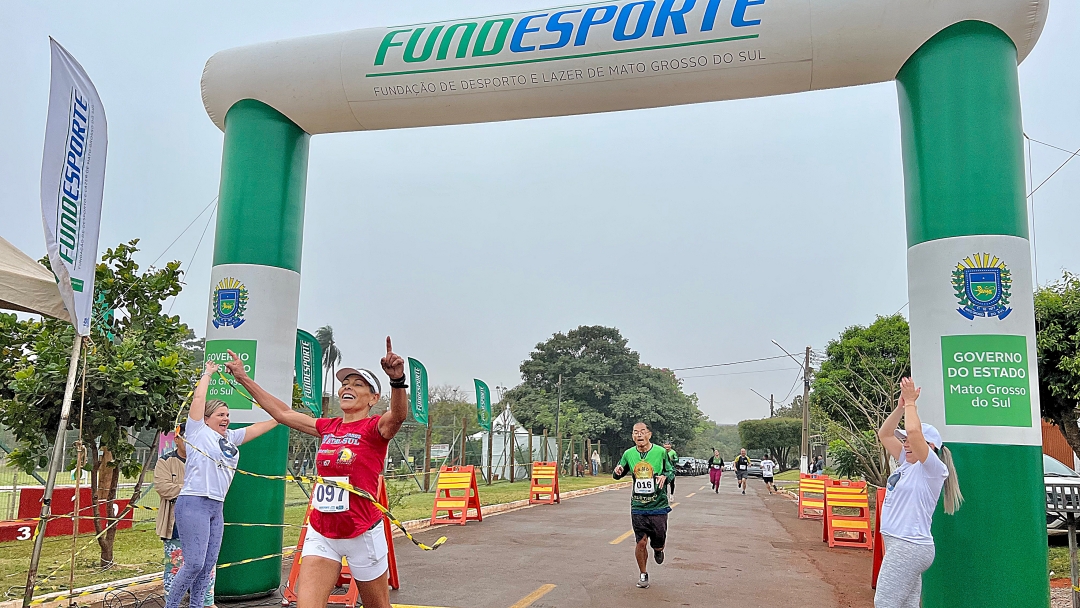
[678,366,800,379]
[1023,133,1079,200]
[781,368,803,402]
[1026,136,1039,287]
[167,207,217,315]
[565,354,793,380]
[668,354,789,371]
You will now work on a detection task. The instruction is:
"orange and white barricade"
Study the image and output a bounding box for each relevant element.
[282,475,399,607]
[821,479,872,550]
[429,465,482,526]
[798,474,829,519]
[529,462,560,505]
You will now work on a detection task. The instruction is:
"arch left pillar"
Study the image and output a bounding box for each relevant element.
[203,99,309,598]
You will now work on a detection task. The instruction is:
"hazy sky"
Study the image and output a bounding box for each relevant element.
[3,2,1077,425]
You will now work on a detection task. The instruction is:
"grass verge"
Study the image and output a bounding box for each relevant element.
[4,474,619,599]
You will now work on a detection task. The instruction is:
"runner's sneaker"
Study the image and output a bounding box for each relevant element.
[654,548,665,564]
[637,572,650,588]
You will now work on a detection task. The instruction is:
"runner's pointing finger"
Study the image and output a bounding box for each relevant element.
[386,336,393,354]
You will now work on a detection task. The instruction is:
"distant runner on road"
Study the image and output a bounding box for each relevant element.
[707,449,723,493]
[663,441,678,497]
[734,449,751,495]
[760,455,777,494]
[613,422,674,589]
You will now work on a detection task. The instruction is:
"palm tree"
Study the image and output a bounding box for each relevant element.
[315,325,342,399]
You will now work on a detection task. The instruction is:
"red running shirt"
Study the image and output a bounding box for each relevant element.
[310,416,390,539]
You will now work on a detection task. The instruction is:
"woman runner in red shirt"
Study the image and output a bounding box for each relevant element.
[224,337,407,608]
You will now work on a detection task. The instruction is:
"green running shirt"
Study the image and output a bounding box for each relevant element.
[614,444,673,514]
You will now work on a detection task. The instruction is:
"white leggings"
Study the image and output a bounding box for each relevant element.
[874,535,936,608]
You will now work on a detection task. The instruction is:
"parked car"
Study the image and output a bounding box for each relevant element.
[696,459,708,475]
[675,457,697,476]
[1044,454,1080,536]
[746,459,763,478]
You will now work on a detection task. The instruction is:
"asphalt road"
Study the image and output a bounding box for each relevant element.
[384,474,841,608]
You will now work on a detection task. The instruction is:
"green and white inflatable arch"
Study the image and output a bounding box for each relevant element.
[199,1,1050,605]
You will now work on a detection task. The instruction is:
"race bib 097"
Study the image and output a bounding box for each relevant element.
[313,476,350,513]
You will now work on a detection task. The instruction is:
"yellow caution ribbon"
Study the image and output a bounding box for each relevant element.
[183,440,446,551]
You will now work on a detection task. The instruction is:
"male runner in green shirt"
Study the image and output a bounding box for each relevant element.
[613,422,674,589]
[663,441,678,496]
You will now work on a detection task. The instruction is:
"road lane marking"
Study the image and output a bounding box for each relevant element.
[685,492,696,498]
[670,502,680,507]
[699,485,707,491]
[510,584,556,608]
[610,530,635,544]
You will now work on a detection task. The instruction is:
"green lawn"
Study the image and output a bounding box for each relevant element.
[7,474,620,599]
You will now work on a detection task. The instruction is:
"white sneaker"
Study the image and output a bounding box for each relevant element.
[637,572,649,588]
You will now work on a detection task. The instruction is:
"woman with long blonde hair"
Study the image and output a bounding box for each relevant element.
[875,377,963,608]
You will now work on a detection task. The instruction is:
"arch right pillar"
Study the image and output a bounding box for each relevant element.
[898,21,1048,607]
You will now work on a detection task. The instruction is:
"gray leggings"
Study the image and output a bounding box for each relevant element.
[874,535,936,608]
[166,495,224,608]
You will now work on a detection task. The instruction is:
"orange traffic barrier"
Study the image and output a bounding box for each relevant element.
[529,462,560,505]
[429,465,482,526]
[376,476,400,590]
[872,486,886,588]
[798,474,829,519]
[821,479,872,550]
[283,475,399,607]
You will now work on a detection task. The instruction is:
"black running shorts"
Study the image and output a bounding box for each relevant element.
[631,513,668,549]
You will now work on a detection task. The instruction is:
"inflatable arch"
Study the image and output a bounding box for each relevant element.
[198,1,1049,605]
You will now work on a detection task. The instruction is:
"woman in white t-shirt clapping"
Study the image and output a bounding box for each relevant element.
[165,361,279,608]
[874,377,962,608]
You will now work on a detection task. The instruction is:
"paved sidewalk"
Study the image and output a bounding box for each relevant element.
[384,474,842,607]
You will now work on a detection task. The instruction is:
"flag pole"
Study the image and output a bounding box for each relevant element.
[23,332,83,608]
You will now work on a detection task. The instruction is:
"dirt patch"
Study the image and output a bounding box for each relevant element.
[762,491,876,608]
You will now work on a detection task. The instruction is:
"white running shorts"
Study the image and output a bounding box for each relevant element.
[301,521,388,582]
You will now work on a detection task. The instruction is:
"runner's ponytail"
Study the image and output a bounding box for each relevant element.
[939,446,963,515]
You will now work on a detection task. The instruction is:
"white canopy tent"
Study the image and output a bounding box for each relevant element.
[0,236,71,322]
[473,408,556,481]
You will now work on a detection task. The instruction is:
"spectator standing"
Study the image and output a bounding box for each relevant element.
[155,424,215,608]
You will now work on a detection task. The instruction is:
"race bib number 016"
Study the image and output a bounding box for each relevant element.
[633,461,656,495]
[314,476,349,513]
[634,477,656,495]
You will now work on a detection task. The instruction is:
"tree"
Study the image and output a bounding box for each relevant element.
[0,241,197,566]
[810,314,910,486]
[1036,272,1080,457]
[316,325,341,402]
[683,420,740,459]
[505,326,702,463]
[737,418,801,471]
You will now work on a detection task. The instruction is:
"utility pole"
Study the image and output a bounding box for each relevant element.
[802,346,811,474]
[554,374,563,474]
[750,388,774,417]
[771,340,813,474]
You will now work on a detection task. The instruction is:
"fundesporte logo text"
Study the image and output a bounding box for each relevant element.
[371,0,765,70]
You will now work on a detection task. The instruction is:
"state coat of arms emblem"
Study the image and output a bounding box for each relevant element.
[212,277,248,328]
[953,253,1012,320]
